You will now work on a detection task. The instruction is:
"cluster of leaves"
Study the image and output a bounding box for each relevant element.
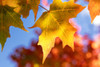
[11,33,100,67]
[0,0,100,63]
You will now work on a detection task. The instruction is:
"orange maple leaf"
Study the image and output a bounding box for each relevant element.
[88,0,100,23]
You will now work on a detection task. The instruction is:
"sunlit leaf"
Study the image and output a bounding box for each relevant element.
[88,0,100,23]
[31,0,85,63]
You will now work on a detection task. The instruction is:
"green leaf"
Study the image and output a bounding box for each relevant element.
[0,5,26,50]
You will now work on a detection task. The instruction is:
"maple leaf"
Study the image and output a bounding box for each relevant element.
[5,0,40,19]
[30,0,85,63]
[17,0,40,19]
[0,5,26,50]
[88,0,100,23]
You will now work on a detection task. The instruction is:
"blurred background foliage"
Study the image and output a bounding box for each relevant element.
[10,33,100,67]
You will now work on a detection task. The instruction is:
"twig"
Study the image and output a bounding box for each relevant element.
[39,5,49,11]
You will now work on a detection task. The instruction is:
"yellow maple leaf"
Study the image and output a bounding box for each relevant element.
[88,0,100,23]
[4,0,40,19]
[30,0,85,63]
[0,4,26,50]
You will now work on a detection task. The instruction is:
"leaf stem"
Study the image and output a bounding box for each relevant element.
[39,5,49,11]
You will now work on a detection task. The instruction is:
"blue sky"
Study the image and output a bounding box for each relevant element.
[0,0,100,67]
